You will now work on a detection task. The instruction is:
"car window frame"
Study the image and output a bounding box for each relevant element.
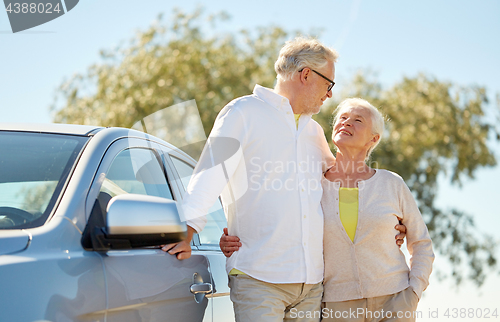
[161,149,227,252]
[84,137,175,222]
[156,147,202,248]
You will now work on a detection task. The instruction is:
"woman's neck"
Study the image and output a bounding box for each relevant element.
[337,149,368,170]
[325,150,375,187]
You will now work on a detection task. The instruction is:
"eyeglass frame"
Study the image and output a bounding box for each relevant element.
[298,68,335,92]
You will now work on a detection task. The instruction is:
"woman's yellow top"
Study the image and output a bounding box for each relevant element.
[339,187,359,242]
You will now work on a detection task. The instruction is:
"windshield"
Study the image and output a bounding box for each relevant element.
[0,131,88,229]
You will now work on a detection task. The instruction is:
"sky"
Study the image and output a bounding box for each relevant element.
[1,1,500,320]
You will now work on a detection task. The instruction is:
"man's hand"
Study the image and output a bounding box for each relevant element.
[161,226,195,260]
[162,240,192,260]
[220,228,241,257]
[395,220,407,248]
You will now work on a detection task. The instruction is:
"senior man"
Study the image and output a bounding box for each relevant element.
[164,37,406,322]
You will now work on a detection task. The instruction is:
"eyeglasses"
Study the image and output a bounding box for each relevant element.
[299,68,335,92]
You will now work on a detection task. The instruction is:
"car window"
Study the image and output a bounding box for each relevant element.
[0,131,88,229]
[98,148,173,211]
[170,156,226,246]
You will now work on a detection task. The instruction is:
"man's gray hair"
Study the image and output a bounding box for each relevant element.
[275,37,339,81]
[333,98,385,160]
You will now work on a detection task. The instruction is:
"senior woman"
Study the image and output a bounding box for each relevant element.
[319,98,434,322]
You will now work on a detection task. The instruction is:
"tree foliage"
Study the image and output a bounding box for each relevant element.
[53,8,287,136]
[52,8,499,287]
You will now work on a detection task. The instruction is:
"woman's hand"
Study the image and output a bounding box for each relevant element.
[220,228,242,257]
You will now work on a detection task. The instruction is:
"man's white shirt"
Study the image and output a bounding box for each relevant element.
[185,85,334,284]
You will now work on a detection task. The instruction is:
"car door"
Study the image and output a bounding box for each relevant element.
[85,137,212,322]
[164,149,235,322]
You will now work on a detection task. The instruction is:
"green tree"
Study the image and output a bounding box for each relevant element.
[52,8,286,136]
[52,8,499,287]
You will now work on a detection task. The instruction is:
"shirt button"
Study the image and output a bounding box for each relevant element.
[301,188,305,192]
[303,215,306,219]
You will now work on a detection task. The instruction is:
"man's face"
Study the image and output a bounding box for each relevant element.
[303,61,335,115]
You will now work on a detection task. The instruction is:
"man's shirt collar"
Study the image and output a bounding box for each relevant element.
[253,84,292,113]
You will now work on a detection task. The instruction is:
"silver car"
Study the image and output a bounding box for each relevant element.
[0,123,234,322]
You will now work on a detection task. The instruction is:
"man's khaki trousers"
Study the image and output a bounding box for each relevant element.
[228,274,323,322]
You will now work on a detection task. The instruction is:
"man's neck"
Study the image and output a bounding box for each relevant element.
[274,83,302,114]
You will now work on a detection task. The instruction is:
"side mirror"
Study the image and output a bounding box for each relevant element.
[85,194,187,251]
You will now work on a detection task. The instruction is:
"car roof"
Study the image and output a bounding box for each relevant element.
[0,123,104,136]
[0,123,199,164]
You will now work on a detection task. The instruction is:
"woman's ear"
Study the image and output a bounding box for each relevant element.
[365,133,380,149]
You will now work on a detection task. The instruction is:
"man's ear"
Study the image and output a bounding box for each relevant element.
[299,68,311,83]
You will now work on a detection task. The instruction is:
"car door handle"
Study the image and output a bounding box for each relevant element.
[191,272,213,303]
[190,283,213,294]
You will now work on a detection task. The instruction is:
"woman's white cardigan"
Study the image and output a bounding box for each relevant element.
[321,169,434,302]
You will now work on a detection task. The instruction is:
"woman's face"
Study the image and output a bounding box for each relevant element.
[333,106,378,152]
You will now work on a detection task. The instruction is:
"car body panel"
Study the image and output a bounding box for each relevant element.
[104,250,211,322]
[0,216,107,321]
[0,230,30,255]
